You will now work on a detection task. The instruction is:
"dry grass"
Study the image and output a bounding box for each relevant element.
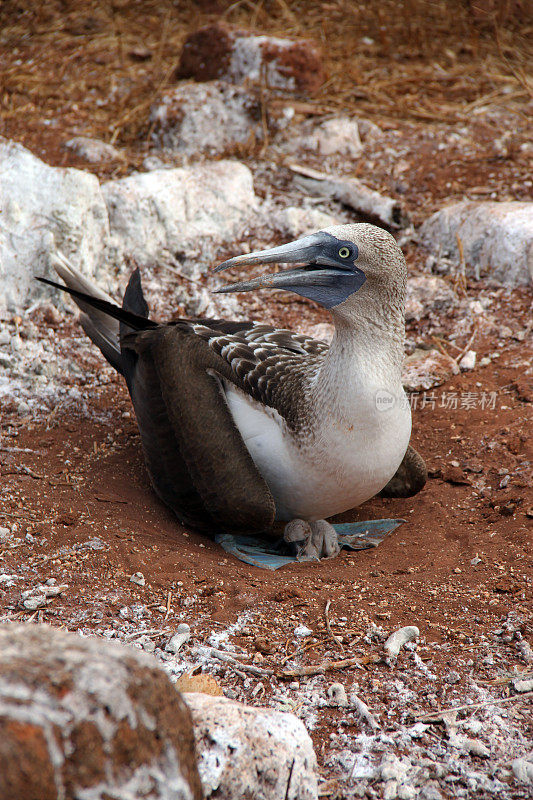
[0,0,531,161]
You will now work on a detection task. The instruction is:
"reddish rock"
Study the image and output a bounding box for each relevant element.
[0,624,202,800]
[177,22,324,95]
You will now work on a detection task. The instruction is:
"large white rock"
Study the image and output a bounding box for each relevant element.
[102,160,258,267]
[150,82,264,156]
[419,201,533,286]
[183,692,318,800]
[0,139,110,317]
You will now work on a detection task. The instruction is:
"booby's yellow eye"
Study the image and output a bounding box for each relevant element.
[338,247,351,258]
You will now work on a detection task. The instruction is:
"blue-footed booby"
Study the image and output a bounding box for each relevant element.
[39,224,426,568]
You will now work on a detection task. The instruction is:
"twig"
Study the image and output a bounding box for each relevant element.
[279,640,318,666]
[325,599,345,654]
[455,325,477,365]
[415,691,533,722]
[280,656,363,678]
[205,647,273,677]
[123,628,167,641]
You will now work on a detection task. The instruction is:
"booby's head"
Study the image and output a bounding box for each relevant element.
[213,223,405,310]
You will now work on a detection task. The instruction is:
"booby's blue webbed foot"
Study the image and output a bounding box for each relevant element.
[215,518,404,570]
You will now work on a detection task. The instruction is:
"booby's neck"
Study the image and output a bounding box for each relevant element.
[315,280,406,410]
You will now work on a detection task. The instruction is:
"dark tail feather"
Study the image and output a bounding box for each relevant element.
[119,269,150,391]
[37,276,157,334]
[122,268,149,319]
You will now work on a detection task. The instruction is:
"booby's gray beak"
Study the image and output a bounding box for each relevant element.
[212,232,354,295]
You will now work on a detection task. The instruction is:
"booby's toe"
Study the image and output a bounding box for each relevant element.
[284,518,341,561]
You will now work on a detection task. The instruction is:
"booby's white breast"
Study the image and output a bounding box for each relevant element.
[222,379,411,522]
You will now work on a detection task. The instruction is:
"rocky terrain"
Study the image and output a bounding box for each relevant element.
[0,2,532,798]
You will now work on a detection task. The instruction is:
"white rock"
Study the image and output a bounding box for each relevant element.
[378,754,411,783]
[130,572,146,586]
[459,350,476,370]
[294,624,313,638]
[513,678,533,692]
[65,136,124,164]
[0,139,110,316]
[22,592,47,611]
[383,780,398,800]
[166,624,191,654]
[420,201,533,286]
[512,757,533,784]
[327,683,348,707]
[384,626,419,659]
[402,349,459,392]
[102,160,257,268]
[405,275,456,322]
[150,82,263,156]
[461,737,490,757]
[299,117,363,157]
[184,692,318,800]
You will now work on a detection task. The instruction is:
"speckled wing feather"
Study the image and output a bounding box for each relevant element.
[166,320,329,429]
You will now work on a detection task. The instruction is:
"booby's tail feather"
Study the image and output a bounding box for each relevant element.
[38,254,156,374]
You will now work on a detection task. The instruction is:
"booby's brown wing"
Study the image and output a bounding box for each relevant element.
[122,320,328,529]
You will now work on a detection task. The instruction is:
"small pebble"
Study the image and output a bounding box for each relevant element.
[130,572,146,586]
[459,350,476,370]
[513,677,533,693]
[165,623,191,654]
[462,738,490,758]
[22,593,47,611]
[294,624,313,638]
[327,682,348,707]
[512,758,533,784]
[384,626,420,659]
[444,670,461,685]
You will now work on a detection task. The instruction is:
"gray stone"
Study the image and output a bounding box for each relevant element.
[420,201,533,286]
[184,692,318,800]
[327,682,348,707]
[150,81,264,156]
[0,138,110,316]
[166,624,191,654]
[272,206,340,240]
[0,624,202,800]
